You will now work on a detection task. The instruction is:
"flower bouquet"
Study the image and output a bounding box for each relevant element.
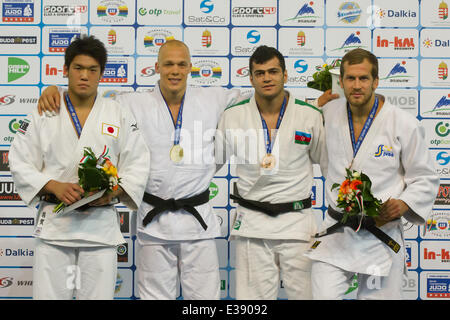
[331,168,382,228]
[53,146,120,213]
[307,59,342,92]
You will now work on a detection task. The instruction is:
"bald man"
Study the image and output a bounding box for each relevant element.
[38,40,242,300]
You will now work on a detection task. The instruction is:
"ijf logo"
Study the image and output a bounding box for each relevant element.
[425,211,450,238]
[97,0,128,23]
[191,60,222,84]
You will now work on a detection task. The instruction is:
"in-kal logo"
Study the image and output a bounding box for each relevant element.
[0,36,36,45]
[425,94,450,116]
[439,61,448,80]
[332,31,364,52]
[45,64,64,77]
[425,211,450,238]
[232,6,276,18]
[439,1,449,20]
[101,62,128,83]
[0,95,15,106]
[0,181,21,201]
[376,35,415,50]
[423,247,450,263]
[427,274,450,298]
[337,2,361,24]
[44,5,88,16]
[2,1,34,22]
[7,57,29,83]
[97,0,128,23]
[285,1,319,24]
[191,60,222,84]
[49,32,80,52]
[380,61,412,83]
[202,29,212,48]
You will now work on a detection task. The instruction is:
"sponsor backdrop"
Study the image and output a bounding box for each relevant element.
[0,0,449,300]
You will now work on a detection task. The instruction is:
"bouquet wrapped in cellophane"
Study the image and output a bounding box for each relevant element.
[53,146,120,213]
[331,168,382,229]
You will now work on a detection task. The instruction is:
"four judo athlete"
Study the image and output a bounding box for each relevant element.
[9,36,150,299]
[32,41,437,300]
[305,48,439,299]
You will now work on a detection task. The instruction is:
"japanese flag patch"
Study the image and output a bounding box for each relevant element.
[102,123,119,138]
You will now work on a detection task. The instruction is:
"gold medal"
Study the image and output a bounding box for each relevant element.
[170,144,184,162]
[261,153,276,169]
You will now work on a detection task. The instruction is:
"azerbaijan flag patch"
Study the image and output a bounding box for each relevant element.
[295,131,311,145]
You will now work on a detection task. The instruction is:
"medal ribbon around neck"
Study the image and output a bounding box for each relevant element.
[347,96,379,159]
[259,96,287,156]
[160,87,186,147]
[65,93,83,138]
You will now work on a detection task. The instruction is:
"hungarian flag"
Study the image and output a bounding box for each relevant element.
[295,130,311,145]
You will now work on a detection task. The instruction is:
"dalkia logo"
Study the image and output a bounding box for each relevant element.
[7,57,29,82]
[0,248,33,257]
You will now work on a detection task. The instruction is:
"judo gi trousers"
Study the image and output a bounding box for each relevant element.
[311,245,405,300]
[136,239,220,300]
[235,237,313,300]
[33,239,117,300]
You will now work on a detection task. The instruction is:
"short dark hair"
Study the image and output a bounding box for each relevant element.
[64,35,107,73]
[249,45,286,74]
[340,48,379,79]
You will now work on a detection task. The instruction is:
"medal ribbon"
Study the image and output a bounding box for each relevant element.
[160,87,185,146]
[65,93,83,138]
[347,96,379,158]
[259,97,287,155]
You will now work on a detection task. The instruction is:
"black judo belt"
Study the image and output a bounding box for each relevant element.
[142,189,210,230]
[315,206,401,253]
[230,183,311,217]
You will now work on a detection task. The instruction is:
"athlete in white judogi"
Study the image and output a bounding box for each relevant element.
[9,36,149,300]
[37,41,336,300]
[304,49,439,299]
[216,46,329,299]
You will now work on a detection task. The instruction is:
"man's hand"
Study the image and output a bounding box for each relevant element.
[42,180,84,205]
[375,198,409,227]
[38,85,61,116]
[89,188,123,207]
[317,89,340,107]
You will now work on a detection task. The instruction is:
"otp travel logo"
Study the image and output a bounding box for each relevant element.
[2,0,34,22]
